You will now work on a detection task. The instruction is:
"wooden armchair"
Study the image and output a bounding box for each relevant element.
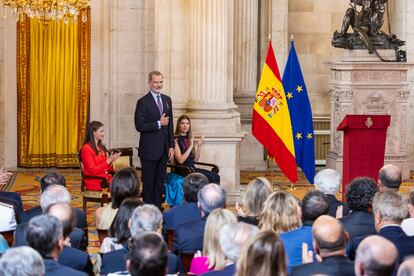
[169,161,219,177]
[180,251,196,275]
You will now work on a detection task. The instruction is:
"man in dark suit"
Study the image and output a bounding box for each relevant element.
[26,214,86,276]
[292,215,355,276]
[373,190,414,263]
[378,164,402,192]
[0,246,45,275]
[135,71,174,209]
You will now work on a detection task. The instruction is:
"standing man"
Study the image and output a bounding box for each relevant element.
[135,71,174,209]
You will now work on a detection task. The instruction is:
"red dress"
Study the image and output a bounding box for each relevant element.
[80,143,113,191]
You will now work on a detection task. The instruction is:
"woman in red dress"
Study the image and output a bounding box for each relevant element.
[80,121,121,191]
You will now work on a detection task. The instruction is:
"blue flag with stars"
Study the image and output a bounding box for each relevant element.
[282,40,315,184]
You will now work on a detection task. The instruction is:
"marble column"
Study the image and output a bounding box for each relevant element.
[188,0,244,202]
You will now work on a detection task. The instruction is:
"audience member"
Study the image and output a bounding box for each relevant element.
[163,172,208,232]
[398,258,414,276]
[0,169,24,219]
[173,183,226,254]
[95,167,140,230]
[378,164,402,192]
[281,190,329,273]
[236,177,271,226]
[292,215,354,276]
[354,235,398,276]
[0,195,18,232]
[259,191,301,233]
[373,190,414,263]
[26,215,86,276]
[0,235,8,254]
[401,190,414,236]
[189,209,237,274]
[236,230,287,276]
[314,168,350,217]
[0,246,45,276]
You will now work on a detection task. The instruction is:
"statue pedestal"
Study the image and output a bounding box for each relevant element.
[326,50,413,180]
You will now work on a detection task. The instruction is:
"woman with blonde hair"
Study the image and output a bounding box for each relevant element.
[259,191,301,233]
[236,177,272,226]
[236,230,287,276]
[189,208,237,275]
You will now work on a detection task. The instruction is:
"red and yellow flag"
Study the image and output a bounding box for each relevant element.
[252,41,298,183]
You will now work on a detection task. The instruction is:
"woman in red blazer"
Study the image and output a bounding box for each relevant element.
[80,121,121,191]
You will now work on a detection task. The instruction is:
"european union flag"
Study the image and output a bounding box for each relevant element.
[282,40,316,184]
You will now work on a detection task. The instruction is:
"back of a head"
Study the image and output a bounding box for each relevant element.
[346,177,378,212]
[398,258,414,276]
[45,202,75,239]
[183,173,208,203]
[40,173,66,192]
[355,235,398,276]
[312,215,346,254]
[243,177,272,216]
[40,185,71,212]
[0,246,45,276]
[130,204,162,236]
[198,184,227,215]
[128,232,168,276]
[26,215,63,258]
[111,167,140,208]
[379,164,402,191]
[373,190,408,225]
[314,169,342,195]
[301,190,329,223]
[219,222,259,263]
[236,230,287,276]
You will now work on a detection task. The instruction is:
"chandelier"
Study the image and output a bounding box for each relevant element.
[1,0,90,22]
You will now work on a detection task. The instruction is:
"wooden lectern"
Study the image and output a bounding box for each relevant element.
[337,115,391,197]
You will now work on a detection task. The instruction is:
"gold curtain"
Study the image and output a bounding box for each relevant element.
[17,10,90,167]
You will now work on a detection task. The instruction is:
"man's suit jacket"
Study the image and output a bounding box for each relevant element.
[202,264,236,276]
[59,246,94,275]
[134,92,174,161]
[291,255,355,276]
[44,258,87,276]
[173,216,207,254]
[340,211,376,239]
[163,202,202,231]
[379,225,414,263]
[100,247,178,275]
[326,194,350,217]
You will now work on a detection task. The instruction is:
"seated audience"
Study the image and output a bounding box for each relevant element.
[163,172,208,232]
[26,214,86,276]
[0,235,8,254]
[0,196,18,232]
[281,190,329,273]
[0,169,23,220]
[101,204,178,275]
[259,191,301,234]
[236,230,287,276]
[173,114,220,184]
[354,235,398,276]
[0,246,45,276]
[100,198,142,253]
[173,183,226,254]
[373,190,414,263]
[80,121,121,191]
[378,164,402,192]
[95,167,140,230]
[401,190,414,236]
[314,168,350,217]
[189,209,237,275]
[397,258,414,276]
[236,177,271,226]
[292,215,354,276]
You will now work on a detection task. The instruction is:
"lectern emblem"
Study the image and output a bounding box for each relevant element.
[365,117,373,128]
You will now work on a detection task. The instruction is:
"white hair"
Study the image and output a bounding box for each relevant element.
[130,204,162,236]
[40,184,71,211]
[0,246,45,276]
[314,169,342,195]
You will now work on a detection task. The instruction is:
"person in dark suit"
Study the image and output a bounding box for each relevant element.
[26,215,86,276]
[163,172,208,233]
[378,164,402,192]
[373,190,414,264]
[292,215,355,276]
[314,168,350,217]
[354,235,398,276]
[0,246,45,276]
[134,71,174,209]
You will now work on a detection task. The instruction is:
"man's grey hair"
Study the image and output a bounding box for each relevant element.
[219,222,259,262]
[130,204,162,236]
[198,183,227,215]
[379,164,402,190]
[373,191,408,224]
[314,169,342,195]
[0,246,45,276]
[40,184,71,211]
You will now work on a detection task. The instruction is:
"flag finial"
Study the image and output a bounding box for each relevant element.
[268,34,271,42]
[291,34,294,41]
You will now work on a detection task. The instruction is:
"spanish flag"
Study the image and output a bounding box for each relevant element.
[252,41,298,183]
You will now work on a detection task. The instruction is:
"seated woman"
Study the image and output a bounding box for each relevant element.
[95,167,140,230]
[174,115,220,184]
[80,121,121,191]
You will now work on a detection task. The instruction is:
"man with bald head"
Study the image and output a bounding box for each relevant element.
[355,235,398,276]
[398,258,414,276]
[291,215,354,276]
[378,164,402,192]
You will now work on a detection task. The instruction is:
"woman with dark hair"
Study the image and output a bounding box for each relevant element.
[95,167,140,230]
[80,121,121,191]
[173,114,219,184]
